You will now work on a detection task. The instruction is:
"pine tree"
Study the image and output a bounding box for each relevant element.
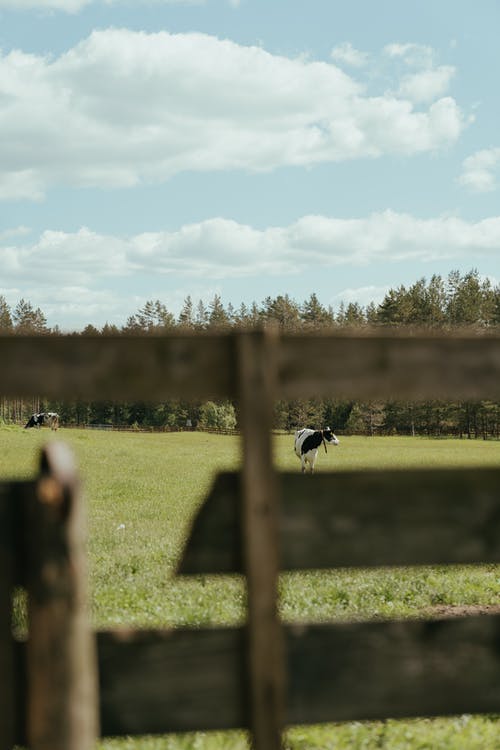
[301,293,334,328]
[262,294,300,330]
[125,300,175,333]
[0,296,13,331]
[178,296,194,329]
[446,269,491,327]
[13,299,49,334]
[208,294,230,329]
[194,300,208,329]
[337,301,366,326]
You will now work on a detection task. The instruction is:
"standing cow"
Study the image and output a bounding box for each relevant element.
[24,412,60,431]
[294,427,339,473]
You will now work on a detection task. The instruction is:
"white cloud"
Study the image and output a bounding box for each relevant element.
[383,42,434,69]
[459,147,500,192]
[0,225,31,241]
[3,212,500,288]
[0,170,45,202]
[330,42,368,68]
[0,0,89,9]
[382,42,456,104]
[0,29,465,200]
[0,0,201,10]
[334,285,390,306]
[3,211,500,327]
[398,65,455,104]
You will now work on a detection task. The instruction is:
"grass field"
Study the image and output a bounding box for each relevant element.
[2,426,500,749]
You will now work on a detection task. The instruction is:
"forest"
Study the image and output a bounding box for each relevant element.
[1,269,500,437]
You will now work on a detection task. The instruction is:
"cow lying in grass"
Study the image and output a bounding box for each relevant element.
[294,427,339,473]
[24,412,60,431]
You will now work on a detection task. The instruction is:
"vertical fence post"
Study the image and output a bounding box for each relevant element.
[237,329,285,750]
[0,489,16,750]
[24,443,99,750]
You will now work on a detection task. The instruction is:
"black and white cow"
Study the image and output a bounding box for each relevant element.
[24,412,60,431]
[294,427,339,473]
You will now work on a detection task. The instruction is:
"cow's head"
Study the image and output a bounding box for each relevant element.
[322,427,340,446]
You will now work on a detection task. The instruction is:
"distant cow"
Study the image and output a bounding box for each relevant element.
[24,412,60,431]
[294,427,339,473]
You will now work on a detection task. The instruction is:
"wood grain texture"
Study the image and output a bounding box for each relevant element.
[78,615,500,737]
[0,331,499,401]
[285,614,500,723]
[97,628,248,735]
[24,443,99,750]
[178,468,500,574]
[0,486,16,750]
[279,332,500,400]
[0,334,235,400]
[237,330,285,750]
[0,482,30,587]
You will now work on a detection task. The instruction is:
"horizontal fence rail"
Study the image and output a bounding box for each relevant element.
[179,468,500,574]
[0,335,236,401]
[279,332,500,400]
[11,614,500,741]
[0,331,500,400]
[94,615,500,730]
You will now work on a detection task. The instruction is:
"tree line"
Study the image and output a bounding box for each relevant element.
[1,269,500,436]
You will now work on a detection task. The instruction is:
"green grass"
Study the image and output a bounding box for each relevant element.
[2,427,500,749]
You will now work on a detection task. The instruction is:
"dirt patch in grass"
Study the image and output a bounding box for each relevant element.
[427,603,500,618]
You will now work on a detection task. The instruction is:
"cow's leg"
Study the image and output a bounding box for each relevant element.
[309,450,318,473]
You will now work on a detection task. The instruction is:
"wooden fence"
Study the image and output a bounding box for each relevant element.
[1,329,500,750]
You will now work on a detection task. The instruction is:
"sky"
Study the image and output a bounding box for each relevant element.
[0,0,499,330]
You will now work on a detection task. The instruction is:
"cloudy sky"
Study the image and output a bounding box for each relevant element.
[1,0,499,329]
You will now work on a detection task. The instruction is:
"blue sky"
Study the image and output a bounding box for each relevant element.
[1,0,499,329]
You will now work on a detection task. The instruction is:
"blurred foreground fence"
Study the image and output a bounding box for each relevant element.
[1,330,500,750]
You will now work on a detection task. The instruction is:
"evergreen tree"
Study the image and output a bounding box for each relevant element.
[226,302,236,326]
[208,294,230,329]
[346,402,386,435]
[178,296,195,329]
[376,286,412,326]
[446,269,493,327]
[101,323,120,335]
[337,301,366,326]
[234,302,249,328]
[0,296,13,331]
[81,324,100,336]
[301,293,334,328]
[132,299,175,332]
[248,302,262,327]
[365,301,378,326]
[286,399,326,430]
[13,299,49,334]
[262,294,300,330]
[194,299,208,329]
[493,284,500,325]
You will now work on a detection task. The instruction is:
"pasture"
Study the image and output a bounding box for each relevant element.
[3,426,500,749]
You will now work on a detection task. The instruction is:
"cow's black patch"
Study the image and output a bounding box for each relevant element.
[301,431,323,454]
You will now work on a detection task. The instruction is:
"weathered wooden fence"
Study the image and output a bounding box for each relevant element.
[1,330,500,750]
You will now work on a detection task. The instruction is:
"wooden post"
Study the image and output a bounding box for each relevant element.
[0,487,16,750]
[237,329,285,750]
[24,443,99,750]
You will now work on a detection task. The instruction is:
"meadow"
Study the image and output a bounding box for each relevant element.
[2,426,500,749]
